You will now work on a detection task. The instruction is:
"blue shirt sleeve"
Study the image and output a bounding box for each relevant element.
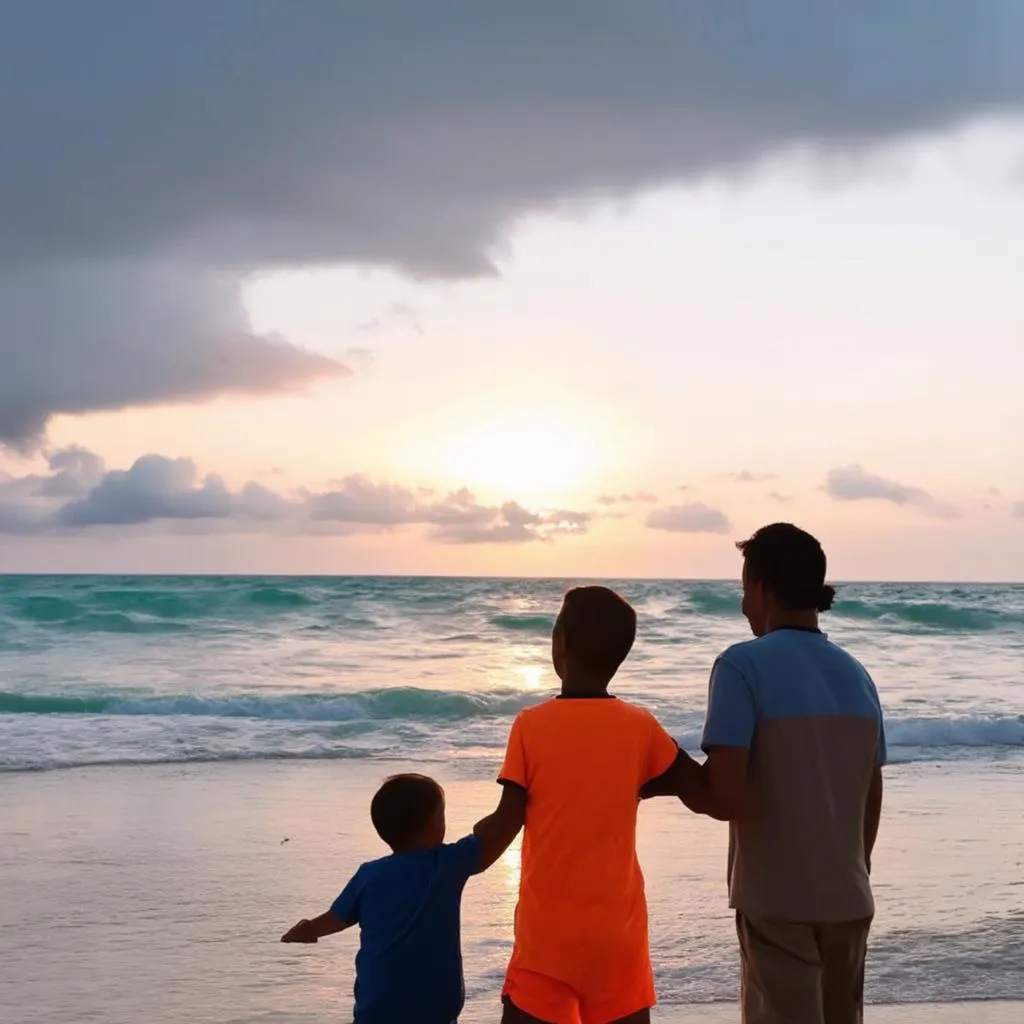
[439,834,483,881]
[701,654,757,752]
[330,865,367,925]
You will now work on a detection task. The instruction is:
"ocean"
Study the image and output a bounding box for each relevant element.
[2,575,1023,1023]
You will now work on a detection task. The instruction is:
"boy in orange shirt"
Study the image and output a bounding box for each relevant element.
[477,585,682,1024]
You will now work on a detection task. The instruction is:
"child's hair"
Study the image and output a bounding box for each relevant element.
[559,585,637,681]
[370,773,444,848]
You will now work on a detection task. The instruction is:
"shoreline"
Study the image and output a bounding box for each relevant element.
[658,1003,1022,1023]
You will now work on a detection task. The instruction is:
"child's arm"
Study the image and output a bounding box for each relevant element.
[472,781,527,871]
[280,910,351,943]
[640,747,716,814]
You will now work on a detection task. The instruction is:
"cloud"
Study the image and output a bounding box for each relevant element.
[310,478,588,543]
[0,263,345,447]
[730,470,778,484]
[0,448,590,544]
[647,502,732,534]
[825,465,958,518]
[767,491,793,503]
[1012,501,1024,518]
[3,4,1023,443]
[55,456,289,527]
[434,504,591,545]
[597,491,659,506]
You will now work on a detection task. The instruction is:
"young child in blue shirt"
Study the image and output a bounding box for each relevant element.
[281,772,525,1023]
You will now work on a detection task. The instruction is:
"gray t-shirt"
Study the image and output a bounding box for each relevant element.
[702,627,886,923]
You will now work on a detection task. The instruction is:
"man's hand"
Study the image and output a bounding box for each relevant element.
[281,919,318,943]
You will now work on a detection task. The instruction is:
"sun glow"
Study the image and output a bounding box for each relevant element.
[443,416,597,499]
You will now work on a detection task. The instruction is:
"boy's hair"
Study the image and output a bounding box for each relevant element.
[737,522,836,612]
[559,585,637,681]
[370,773,444,848]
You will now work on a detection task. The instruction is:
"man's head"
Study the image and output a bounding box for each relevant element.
[737,523,836,637]
[370,773,446,852]
[552,585,637,689]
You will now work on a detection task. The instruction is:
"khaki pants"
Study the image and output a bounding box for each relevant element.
[736,912,872,1024]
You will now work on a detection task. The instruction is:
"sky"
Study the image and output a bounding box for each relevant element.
[1,3,1023,580]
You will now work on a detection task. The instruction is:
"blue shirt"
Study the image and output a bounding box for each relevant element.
[701,627,886,921]
[331,834,482,1024]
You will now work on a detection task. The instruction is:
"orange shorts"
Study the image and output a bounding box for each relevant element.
[502,957,655,1024]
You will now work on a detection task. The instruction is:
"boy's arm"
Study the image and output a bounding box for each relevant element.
[281,910,351,943]
[640,747,715,814]
[468,710,529,872]
[473,782,527,871]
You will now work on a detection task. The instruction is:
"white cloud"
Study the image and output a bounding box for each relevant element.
[825,465,958,518]
[0,449,590,545]
[647,502,732,534]
[596,491,659,506]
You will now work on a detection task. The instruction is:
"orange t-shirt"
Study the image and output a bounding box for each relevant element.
[499,696,679,984]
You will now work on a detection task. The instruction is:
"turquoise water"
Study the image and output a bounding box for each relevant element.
[1,575,1023,1017]
[1,576,1022,772]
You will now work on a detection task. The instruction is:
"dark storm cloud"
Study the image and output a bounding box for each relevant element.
[0,263,346,446]
[0,449,590,543]
[825,465,958,518]
[3,2,1023,443]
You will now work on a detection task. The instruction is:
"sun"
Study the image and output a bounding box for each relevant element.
[443,416,597,499]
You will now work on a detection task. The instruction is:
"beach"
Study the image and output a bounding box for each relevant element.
[3,757,1022,1023]
[2,576,1023,1022]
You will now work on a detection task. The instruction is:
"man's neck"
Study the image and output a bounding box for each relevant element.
[765,609,820,633]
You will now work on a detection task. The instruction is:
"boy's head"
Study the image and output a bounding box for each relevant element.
[552,585,637,690]
[737,522,835,637]
[370,773,446,852]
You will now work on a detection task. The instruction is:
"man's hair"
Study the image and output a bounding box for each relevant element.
[370,773,444,848]
[737,523,836,612]
[559,585,637,680]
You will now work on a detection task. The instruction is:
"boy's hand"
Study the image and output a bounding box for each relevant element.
[281,919,318,943]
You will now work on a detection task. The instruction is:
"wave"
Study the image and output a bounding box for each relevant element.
[684,588,1023,632]
[246,585,314,608]
[0,687,539,722]
[834,599,1024,632]
[885,715,1024,748]
[2,689,1021,750]
[4,579,1021,637]
[489,613,554,634]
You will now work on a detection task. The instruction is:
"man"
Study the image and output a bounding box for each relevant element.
[644,523,885,1024]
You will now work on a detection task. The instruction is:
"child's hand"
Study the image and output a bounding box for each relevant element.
[281,919,318,943]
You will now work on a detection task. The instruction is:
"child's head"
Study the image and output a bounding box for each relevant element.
[370,773,446,852]
[552,585,637,690]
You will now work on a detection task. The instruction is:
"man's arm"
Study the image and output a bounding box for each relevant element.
[640,747,714,814]
[641,745,748,820]
[864,764,883,873]
[473,782,527,871]
[701,746,748,821]
[281,910,351,943]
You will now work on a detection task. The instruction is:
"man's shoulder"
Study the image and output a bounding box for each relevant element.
[717,637,764,670]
